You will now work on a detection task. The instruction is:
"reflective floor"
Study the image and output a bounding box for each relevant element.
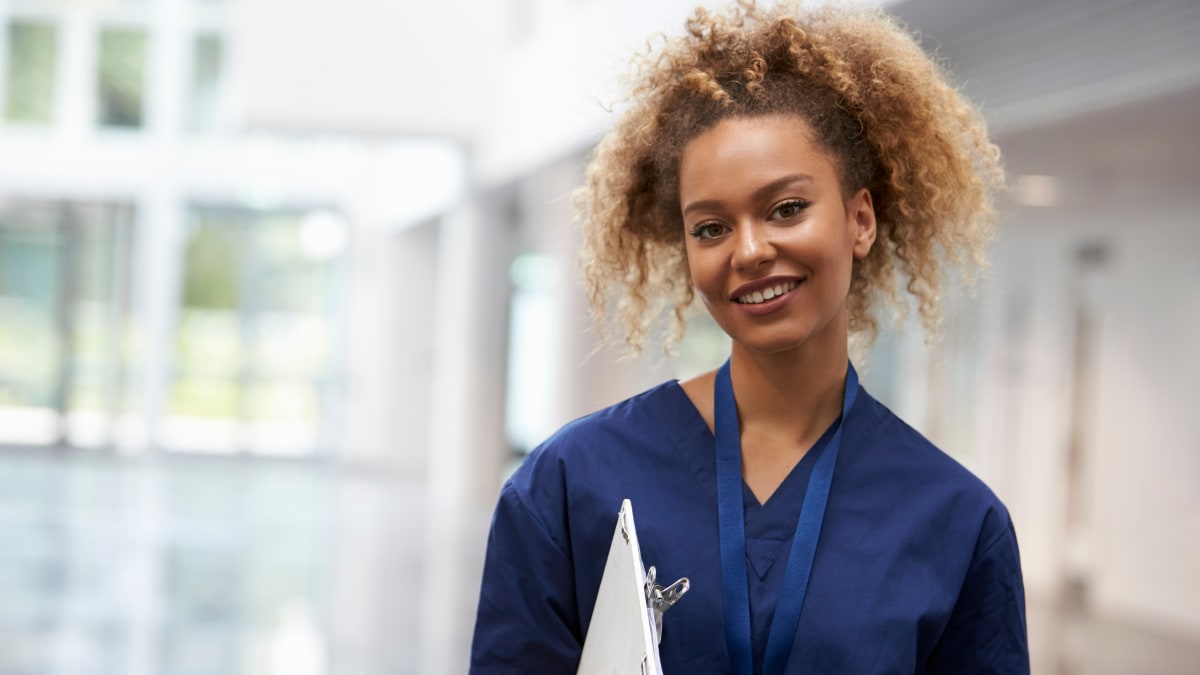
[0,450,423,675]
[1,451,1197,674]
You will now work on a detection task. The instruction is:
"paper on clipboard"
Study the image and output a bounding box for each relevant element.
[577,499,689,675]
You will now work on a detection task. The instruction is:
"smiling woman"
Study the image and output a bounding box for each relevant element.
[470,2,1025,674]
[579,3,1001,355]
[679,115,876,362]
[677,114,879,503]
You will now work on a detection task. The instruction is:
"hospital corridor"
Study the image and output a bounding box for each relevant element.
[0,0,1198,673]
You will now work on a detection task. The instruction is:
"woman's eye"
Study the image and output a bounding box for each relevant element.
[771,199,809,220]
[689,222,727,240]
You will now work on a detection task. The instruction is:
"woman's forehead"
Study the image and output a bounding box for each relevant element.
[678,115,842,201]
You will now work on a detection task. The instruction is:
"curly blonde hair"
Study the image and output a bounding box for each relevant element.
[576,0,1003,353]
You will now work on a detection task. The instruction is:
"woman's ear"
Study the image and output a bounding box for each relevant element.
[849,188,877,259]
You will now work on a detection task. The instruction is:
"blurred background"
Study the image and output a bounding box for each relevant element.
[0,0,1197,673]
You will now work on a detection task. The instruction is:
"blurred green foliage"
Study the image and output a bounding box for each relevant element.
[0,203,337,437]
[171,210,336,422]
[183,223,240,309]
[190,33,223,130]
[4,21,57,123]
[97,27,145,127]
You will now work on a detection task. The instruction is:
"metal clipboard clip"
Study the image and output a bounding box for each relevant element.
[579,500,691,675]
[644,566,690,645]
[619,507,691,644]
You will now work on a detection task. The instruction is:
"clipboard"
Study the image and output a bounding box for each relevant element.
[577,499,689,675]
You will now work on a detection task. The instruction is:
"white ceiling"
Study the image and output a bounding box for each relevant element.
[237,0,506,141]
[1001,84,1200,201]
[889,0,1200,135]
[235,0,1200,186]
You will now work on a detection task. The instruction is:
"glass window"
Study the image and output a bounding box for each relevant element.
[4,20,58,124]
[97,27,146,128]
[0,203,61,421]
[189,33,223,131]
[0,200,137,448]
[69,204,137,447]
[168,207,344,455]
[504,252,561,454]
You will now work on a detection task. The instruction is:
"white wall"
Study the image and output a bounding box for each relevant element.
[991,207,1200,639]
[989,92,1200,638]
[474,0,703,184]
[1087,216,1200,636]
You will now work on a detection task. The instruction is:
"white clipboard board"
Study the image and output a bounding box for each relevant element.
[577,500,689,675]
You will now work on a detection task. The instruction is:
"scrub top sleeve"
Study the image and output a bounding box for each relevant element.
[926,515,1030,675]
[470,481,582,674]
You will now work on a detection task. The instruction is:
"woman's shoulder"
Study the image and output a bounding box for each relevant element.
[547,379,694,450]
[510,378,699,486]
[502,379,705,543]
[850,388,1012,525]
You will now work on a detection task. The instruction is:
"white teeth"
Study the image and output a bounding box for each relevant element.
[737,280,800,304]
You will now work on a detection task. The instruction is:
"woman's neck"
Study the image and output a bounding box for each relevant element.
[726,334,848,503]
[728,332,849,449]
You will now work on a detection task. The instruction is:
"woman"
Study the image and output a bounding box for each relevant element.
[471,2,1028,673]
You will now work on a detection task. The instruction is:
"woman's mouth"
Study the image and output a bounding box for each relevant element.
[735,280,801,305]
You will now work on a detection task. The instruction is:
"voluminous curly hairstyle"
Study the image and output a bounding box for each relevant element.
[576,0,1004,352]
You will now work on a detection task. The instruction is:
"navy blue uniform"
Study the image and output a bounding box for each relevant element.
[471,380,1029,673]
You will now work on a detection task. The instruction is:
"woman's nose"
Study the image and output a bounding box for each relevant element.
[731,222,775,270]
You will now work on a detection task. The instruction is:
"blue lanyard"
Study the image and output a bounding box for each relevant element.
[715,359,858,675]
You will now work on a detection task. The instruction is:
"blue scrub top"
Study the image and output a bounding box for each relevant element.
[470,380,1029,673]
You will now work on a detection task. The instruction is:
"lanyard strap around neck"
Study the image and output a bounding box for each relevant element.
[714,359,858,675]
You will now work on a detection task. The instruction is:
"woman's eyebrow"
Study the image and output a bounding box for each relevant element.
[681,173,814,217]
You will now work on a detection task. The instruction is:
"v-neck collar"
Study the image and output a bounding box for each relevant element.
[664,380,840,580]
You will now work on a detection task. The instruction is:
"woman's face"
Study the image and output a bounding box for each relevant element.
[678,114,876,356]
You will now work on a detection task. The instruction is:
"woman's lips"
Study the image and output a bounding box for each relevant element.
[734,279,801,305]
[731,278,805,315]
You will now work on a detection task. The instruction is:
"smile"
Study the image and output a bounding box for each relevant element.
[735,280,801,305]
